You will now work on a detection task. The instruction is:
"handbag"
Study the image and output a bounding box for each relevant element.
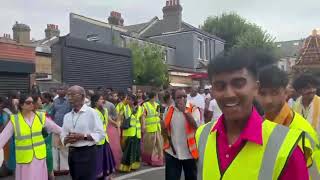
[121,114,131,129]
[121,108,138,129]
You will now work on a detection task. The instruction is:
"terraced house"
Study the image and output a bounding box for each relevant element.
[69,0,224,87]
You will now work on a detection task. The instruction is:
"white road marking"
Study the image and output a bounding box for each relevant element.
[115,167,165,180]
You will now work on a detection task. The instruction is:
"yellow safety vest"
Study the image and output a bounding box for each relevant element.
[95,108,109,145]
[196,120,303,180]
[116,102,125,114]
[10,112,47,164]
[143,101,161,133]
[122,105,142,139]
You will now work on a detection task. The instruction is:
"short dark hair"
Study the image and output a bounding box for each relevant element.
[208,48,277,81]
[148,91,156,99]
[293,74,319,91]
[173,88,185,101]
[258,65,289,88]
[42,92,53,102]
[163,91,171,104]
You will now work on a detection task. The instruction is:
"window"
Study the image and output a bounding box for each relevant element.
[163,49,168,63]
[203,40,207,60]
[198,39,204,59]
[120,36,126,47]
[86,34,99,42]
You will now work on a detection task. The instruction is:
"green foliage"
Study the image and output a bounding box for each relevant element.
[202,12,276,53]
[202,13,249,51]
[128,42,169,87]
[234,24,276,50]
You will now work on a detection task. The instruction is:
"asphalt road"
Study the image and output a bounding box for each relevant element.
[0,166,170,180]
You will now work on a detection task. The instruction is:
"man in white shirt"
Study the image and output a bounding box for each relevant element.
[61,85,105,180]
[208,99,222,121]
[187,87,205,124]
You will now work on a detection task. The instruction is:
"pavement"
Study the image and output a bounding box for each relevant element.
[0,165,168,180]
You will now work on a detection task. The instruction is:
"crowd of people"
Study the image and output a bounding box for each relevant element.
[0,48,319,180]
[0,81,221,180]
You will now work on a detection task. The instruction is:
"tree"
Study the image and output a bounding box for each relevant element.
[234,24,276,50]
[202,13,276,53]
[128,42,169,87]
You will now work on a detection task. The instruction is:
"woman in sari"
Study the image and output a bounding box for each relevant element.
[91,94,116,179]
[119,94,143,172]
[142,92,164,166]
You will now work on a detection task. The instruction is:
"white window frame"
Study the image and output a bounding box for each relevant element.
[198,38,204,60]
[203,40,207,60]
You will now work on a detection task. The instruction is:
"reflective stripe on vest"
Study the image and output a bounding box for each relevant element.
[197,120,214,180]
[122,105,142,138]
[144,102,161,132]
[258,125,289,180]
[15,141,46,150]
[164,105,198,159]
[197,121,300,180]
[11,112,46,164]
[290,111,320,178]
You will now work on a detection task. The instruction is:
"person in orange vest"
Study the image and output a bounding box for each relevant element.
[163,88,199,180]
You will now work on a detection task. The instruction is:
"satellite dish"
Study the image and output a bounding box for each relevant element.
[0,149,3,167]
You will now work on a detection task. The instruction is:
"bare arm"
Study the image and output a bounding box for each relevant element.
[45,118,62,134]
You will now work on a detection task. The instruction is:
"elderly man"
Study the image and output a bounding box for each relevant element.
[61,85,105,180]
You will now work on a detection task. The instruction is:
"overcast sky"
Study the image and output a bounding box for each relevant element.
[1,0,318,41]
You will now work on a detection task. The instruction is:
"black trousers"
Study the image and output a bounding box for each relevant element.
[165,152,197,180]
[68,146,97,180]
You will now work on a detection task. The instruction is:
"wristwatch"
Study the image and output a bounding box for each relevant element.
[84,134,88,140]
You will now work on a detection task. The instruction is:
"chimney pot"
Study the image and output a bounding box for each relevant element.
[177,0,180,5]
[166,1,169,6]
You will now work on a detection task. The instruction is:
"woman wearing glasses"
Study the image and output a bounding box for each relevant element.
[0,94,62,180]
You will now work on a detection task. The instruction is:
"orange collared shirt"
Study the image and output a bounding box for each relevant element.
[265,103,293,127]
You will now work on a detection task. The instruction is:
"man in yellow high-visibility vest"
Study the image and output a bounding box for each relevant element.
[196,48,309,180]
[256,65,320,179]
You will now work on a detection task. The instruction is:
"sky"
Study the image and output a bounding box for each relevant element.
[0,0,319,42]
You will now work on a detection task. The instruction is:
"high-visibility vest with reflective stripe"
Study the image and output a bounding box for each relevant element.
[143,101,161,133]
[116,102,125,114]
[122,105,143,139]
[164,105,199,159]
[290,112,319,163]
[289,112,320,179]
[196,120,303,180]
[10,112,47,164]
[95,108,109,145]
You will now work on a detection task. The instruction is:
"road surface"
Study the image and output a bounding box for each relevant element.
[0,166,171,180]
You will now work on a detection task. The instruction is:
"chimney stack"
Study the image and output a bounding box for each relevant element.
[162,0,183,31]
[12,21,31,44]
[45,24,60,39]
[108,11,124,26]
[3,33,11,39]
